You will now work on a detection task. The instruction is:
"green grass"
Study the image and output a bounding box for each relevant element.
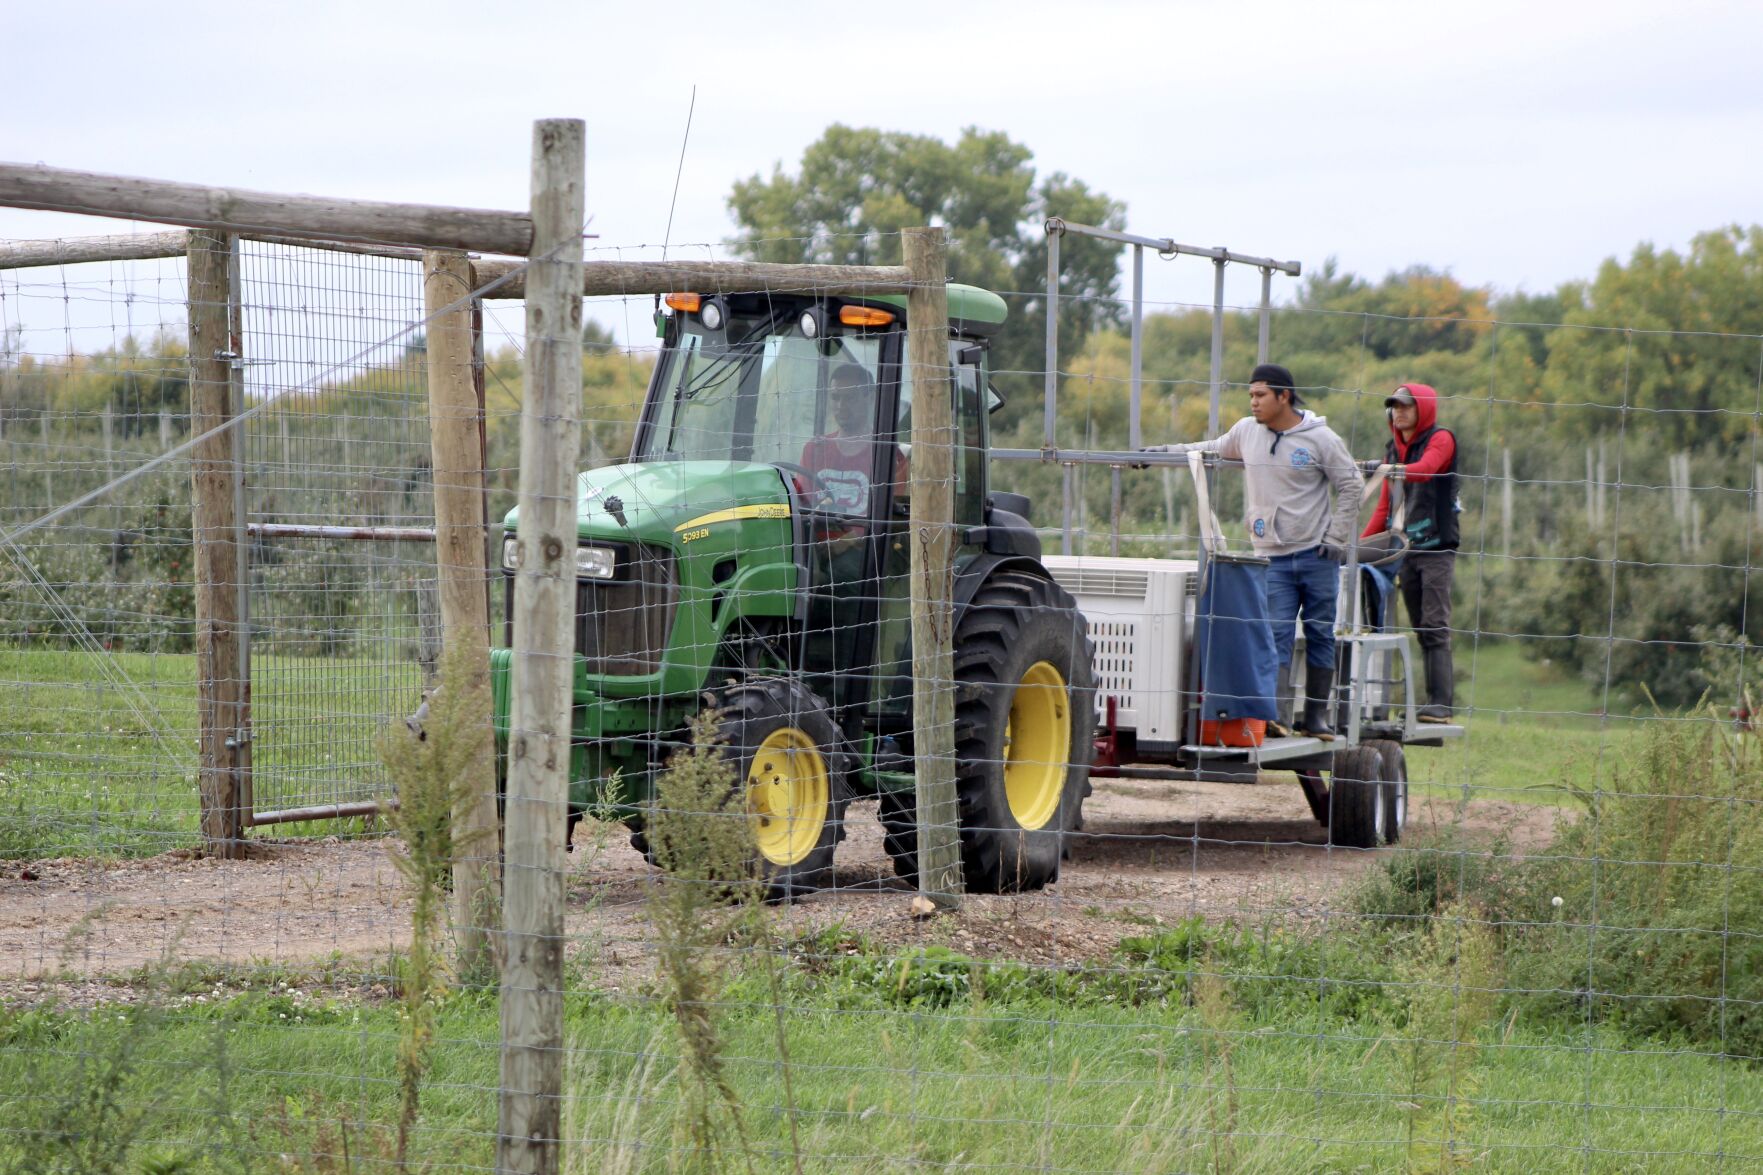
[0,645,421,859]
[1406,639,1647,806]
[3,934,1759,1173]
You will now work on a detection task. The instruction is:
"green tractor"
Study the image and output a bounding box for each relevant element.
[488,284,1096,895]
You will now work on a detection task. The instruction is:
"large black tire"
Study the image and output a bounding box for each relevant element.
[883,570,1096,893]
[1328,744,1388,849]
[1363,739,1409,845]
[637,677,851,899]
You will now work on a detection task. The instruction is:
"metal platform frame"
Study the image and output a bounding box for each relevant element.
[991,218,1302,556]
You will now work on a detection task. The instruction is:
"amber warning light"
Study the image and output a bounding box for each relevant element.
[663,292,702,313]
[838,305,895,327]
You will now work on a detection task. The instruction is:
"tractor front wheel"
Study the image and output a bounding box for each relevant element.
[639,677,850,899]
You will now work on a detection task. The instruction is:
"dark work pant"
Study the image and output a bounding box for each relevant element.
[1398,550,1455,652]
[1401,550,1455,707]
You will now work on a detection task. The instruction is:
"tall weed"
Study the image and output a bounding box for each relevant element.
[1359,711,1763,1059]
[376,643,496,1166]
[643,710,766,1173]
[1392,901,1502,1172]
[1507,712,1763,1057]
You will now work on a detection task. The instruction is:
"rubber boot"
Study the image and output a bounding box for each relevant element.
[1300,662,1337,741]
[1420,645,1454,724]
[1268,666,1296,738]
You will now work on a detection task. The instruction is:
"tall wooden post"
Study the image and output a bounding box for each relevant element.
[424,247,501,976]
[498,118,584,1175]
[40,409,51,507]
[904,226,963,908]
[188,230,247,856]
[1585,448,1595,525]
[1501,447,1513,560]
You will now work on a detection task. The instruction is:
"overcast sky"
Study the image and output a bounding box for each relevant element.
[5,0,1760,336]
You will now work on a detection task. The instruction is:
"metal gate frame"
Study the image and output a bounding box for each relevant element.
[234,243,487,830]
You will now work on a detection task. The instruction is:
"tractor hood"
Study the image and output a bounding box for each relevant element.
[501,459,791,545]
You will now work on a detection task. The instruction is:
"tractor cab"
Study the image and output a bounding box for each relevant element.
[632,288,1003,724]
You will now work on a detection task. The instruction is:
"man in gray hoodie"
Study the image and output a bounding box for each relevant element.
[1141,364,1362,738]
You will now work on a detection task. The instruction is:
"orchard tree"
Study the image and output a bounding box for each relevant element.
[1540,226,1763,448]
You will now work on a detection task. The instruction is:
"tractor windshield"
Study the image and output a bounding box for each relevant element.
[639,314,890,515]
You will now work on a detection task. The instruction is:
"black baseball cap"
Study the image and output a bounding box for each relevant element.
[1384,386,1417,408]
[1250,363,1302,406]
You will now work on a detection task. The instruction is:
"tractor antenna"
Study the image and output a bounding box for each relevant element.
[660,85,697,261]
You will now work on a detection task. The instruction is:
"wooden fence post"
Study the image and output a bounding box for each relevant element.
[188,230,247,856]
[1501,448,1513,560]
[904,226,963,909]
[100,405,114,483]
[497,118,584,1175]
[1593,444,1607,525]
[424,247,501,976]
[40,409,51,507]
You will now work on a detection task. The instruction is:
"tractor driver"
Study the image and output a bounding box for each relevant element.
[799,362,908,527]
[796,362,906,685]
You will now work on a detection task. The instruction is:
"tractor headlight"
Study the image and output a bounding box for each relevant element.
[574,545,617,579]
[502,538,616,580]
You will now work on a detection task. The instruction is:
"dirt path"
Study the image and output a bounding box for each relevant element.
[0,776,1559,1006]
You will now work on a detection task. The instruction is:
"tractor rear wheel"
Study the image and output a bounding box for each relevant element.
[638,676,850,899]
[1327,744,1388,849]
[883,571,1096,893]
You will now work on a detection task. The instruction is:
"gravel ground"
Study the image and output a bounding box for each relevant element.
[0,773,1560,1008]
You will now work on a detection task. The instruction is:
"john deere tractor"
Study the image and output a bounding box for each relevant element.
[488,284,1096,894]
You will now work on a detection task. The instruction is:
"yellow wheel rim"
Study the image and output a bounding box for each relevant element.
[1003,660,1070,831]
[747,727,830,867]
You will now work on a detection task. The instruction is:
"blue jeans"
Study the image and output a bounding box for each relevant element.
[1266,547,1338,669]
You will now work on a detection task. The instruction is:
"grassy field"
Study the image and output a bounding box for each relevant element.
[3,930,1758,1174]
[1407,638,1645,805]
[0,645,420,858]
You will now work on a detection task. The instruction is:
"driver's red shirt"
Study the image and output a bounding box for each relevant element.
[799,435,908,535]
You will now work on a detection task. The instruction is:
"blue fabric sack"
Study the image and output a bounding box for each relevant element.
[1193,553,1279,722]
[1359,562,1398,631]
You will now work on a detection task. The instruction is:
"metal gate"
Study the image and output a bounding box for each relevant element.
[236,239,439,827]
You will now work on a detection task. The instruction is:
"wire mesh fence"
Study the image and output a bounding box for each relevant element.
[2,214,1763,1173]
[237,239,437,823]
[0,250,201,857]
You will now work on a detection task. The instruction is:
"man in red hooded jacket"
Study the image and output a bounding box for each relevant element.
[1362,383,1459,723]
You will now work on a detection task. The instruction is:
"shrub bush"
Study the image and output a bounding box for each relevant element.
[1504,714,1763,1057]
[1361,714,1763,1058]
